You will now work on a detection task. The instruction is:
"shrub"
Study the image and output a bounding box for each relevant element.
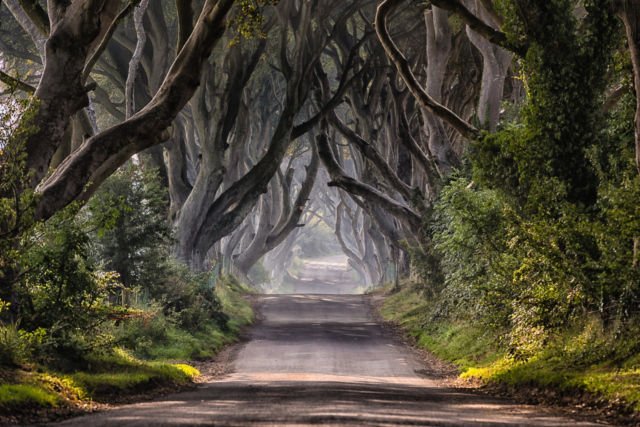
[0,323,46,367]
[156,261,228,332]
[13,208,121,362]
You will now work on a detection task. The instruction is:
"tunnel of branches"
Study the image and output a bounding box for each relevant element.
[1,0,638,298]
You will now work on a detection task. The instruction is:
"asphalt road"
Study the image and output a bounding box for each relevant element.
[54,295,605,426]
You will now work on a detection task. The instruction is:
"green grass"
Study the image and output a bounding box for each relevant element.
[380,284,640,413]
[216,275,254,331]
[461,354,640,411]
[0,350,198,412]
[0,384,59,410]
[380,285,504,370]
[0,370,86,412]
[65,348,199,398]
[113,275,255,361]
[102,277,250,384]
[140,323,230,360]
[0,275,254,420]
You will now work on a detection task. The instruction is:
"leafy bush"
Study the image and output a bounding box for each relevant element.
[157,262,228,332]
[87,164,229,333]
[15,208,120,361]
[111,274,250,361]
[0,93,39,322]
[429,165,640,359]
[0,323,46,367]
[87,163,171,291]
[432,177,512,323]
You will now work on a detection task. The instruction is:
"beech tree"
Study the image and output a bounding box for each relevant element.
[3,0,636,297]
[1,0,234,220]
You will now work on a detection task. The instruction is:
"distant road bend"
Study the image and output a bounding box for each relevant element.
[57,294,604,426]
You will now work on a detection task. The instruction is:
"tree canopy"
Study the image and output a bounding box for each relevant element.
[1,0,640,414]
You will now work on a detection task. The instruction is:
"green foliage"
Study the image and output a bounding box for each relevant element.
[396,4,639,405]
[229,0,278,44]
[15,208,119,360]
[0,277,252,416]
[0,95,123,366]
[87,163,230,334]
[408,0,635,365]
[380,283,504,370]
[158,261,229,332]
[0,323,45,366]
[429,173,640,359]
[432,177,513,323]
[0,156,245,379]
[0,93,39,320]
[382,286,640,413]
[473,0,618,208]
[87,163,171,289]
[113,274,252,360]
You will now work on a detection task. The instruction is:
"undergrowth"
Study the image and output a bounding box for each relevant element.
[0,276,253,422]
[380,283,640,415]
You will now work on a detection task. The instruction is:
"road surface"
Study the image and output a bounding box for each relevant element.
[56,295,604,426]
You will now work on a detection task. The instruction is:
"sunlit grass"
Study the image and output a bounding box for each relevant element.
[380,284,503,370]
[217,275,254,331]
[69,347,199,397]
[381,284,640,412]
[0,276,253,417]
[0,384,59,409]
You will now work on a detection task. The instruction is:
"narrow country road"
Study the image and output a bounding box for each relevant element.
[55,295,604,426]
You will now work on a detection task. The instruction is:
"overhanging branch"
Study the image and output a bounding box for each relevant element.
[375,0,480,141]
[316,130,421,229]
[429,0,528,56]
[0,70,35,93]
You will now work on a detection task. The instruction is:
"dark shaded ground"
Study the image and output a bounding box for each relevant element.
[53,295,607,426]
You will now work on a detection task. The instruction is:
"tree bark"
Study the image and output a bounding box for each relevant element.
[618,0,640,176]
[34,0,235,220]
[125,0,150,119]
[316,131,422,230]
[465,0,512,131]
[375,0,479,141]
[423,6,458,176]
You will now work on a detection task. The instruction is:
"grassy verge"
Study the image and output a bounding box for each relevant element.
[69,348,200,399]
[0,276,254,423]
[116,275,254,361]
[0,350,198,424]
[379,284,640,420]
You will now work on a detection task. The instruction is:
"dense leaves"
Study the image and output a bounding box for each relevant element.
[406,0,640,364]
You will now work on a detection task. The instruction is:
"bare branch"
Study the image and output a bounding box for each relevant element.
[329,111,417,203]
[35,0,236,220]
[125,0,150,118]
[17,0,49,35]
[0,70,35,93]
[83,2,137,83]
[316,130,421,229]
[430,0,527,55]
[375,0,480,141]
